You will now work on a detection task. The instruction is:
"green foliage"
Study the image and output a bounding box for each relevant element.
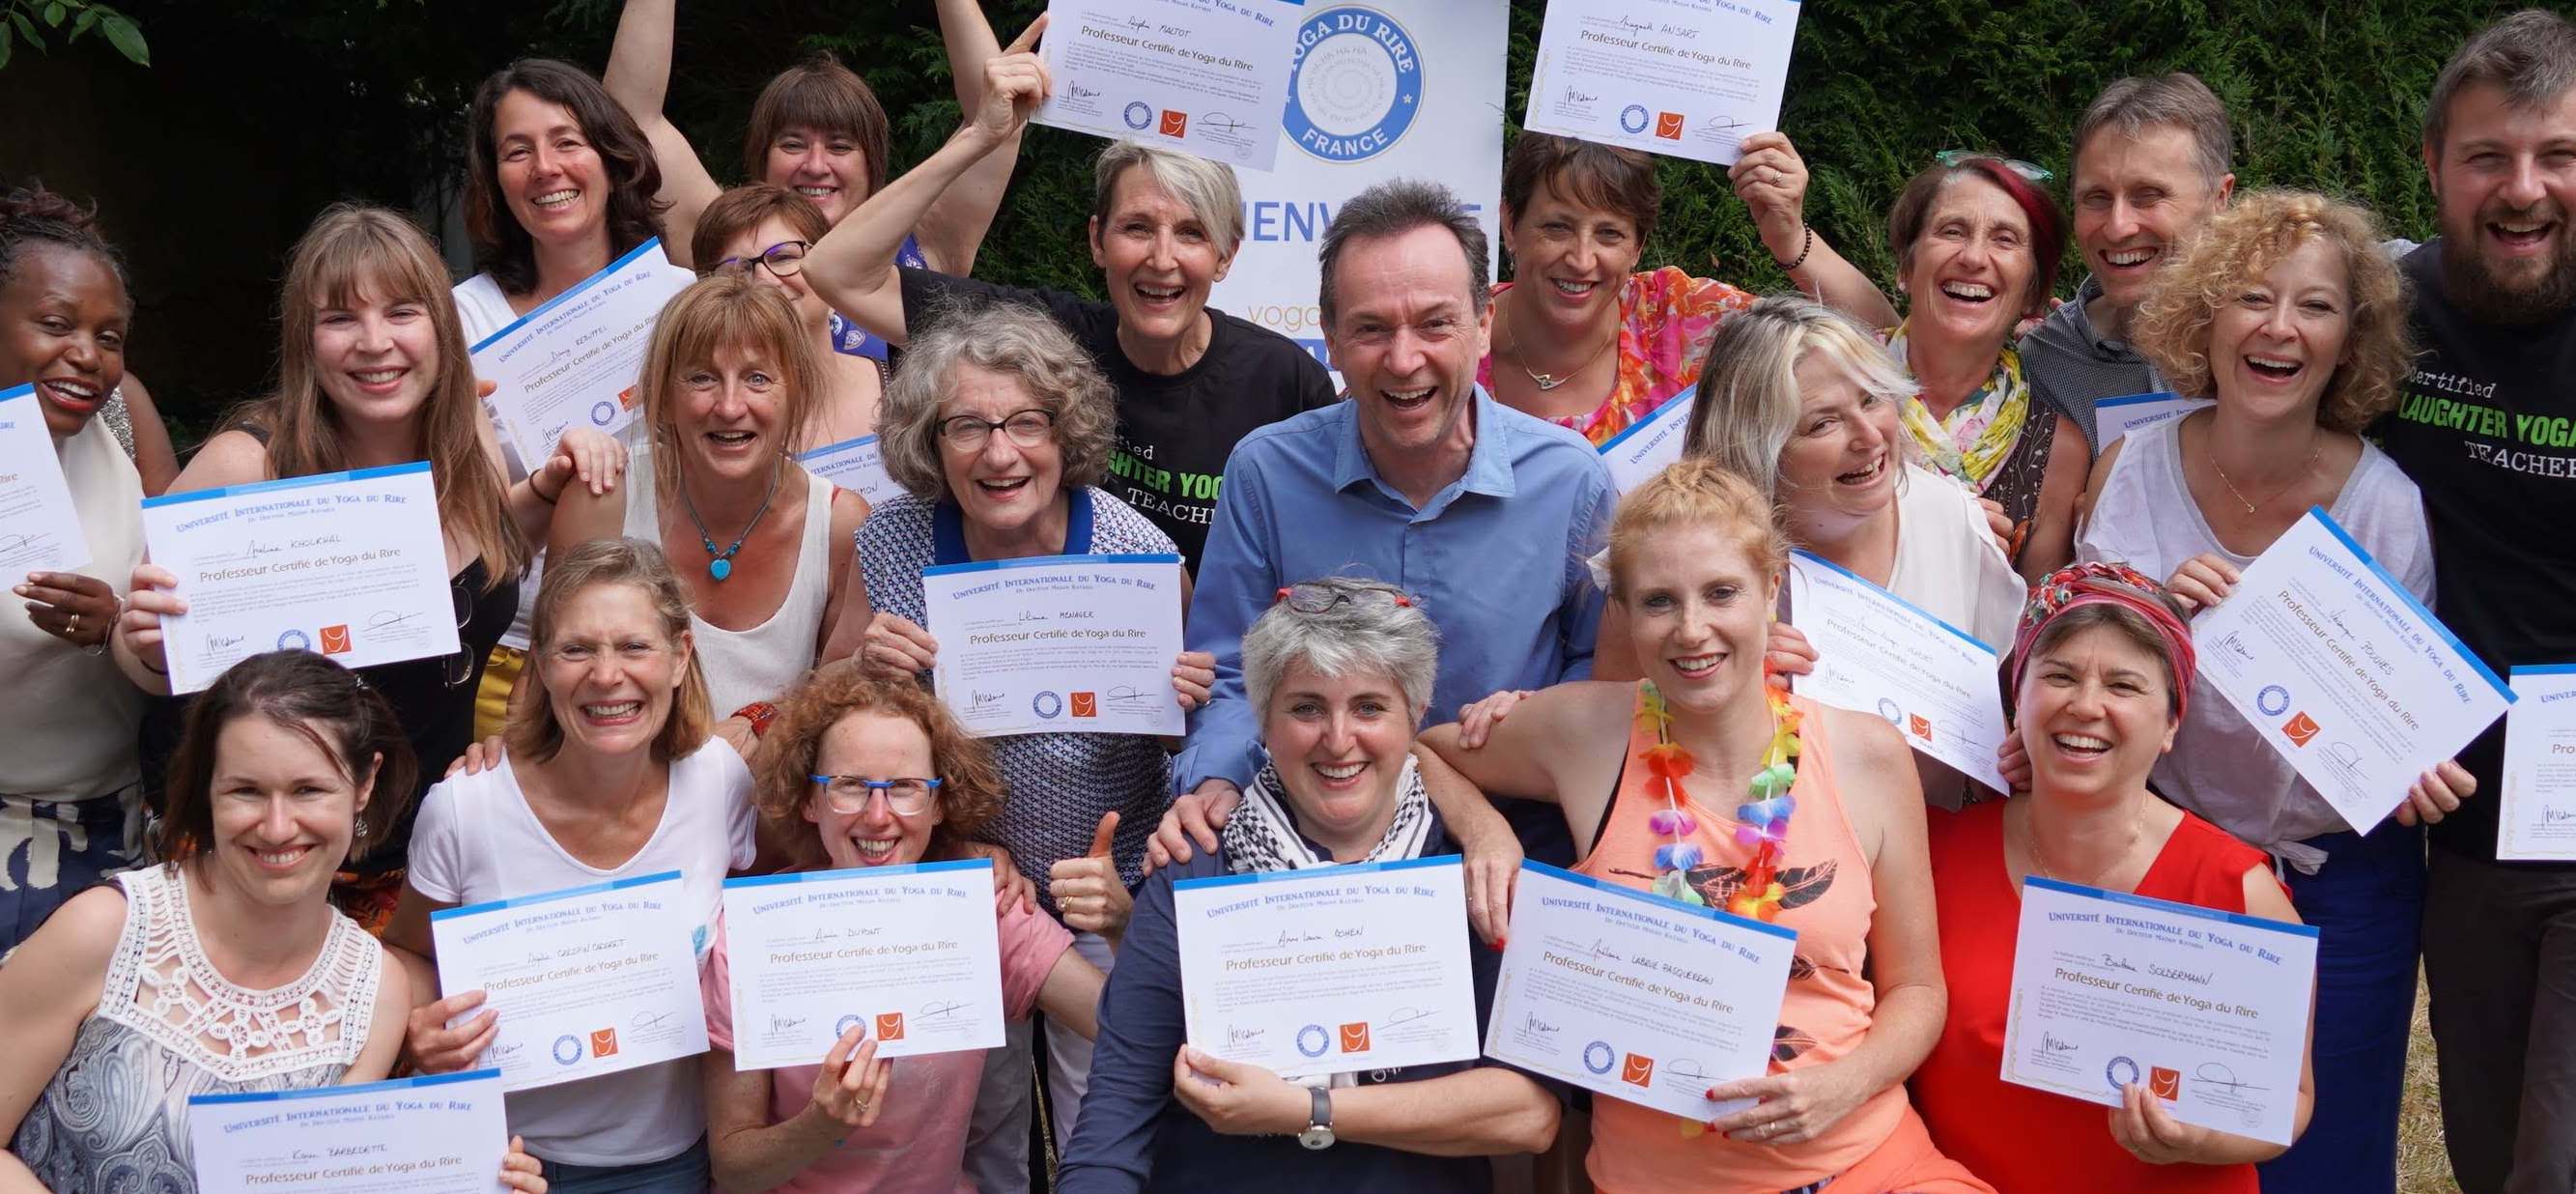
[0,0,147,70]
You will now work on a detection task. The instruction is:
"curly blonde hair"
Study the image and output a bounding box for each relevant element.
[751,660,1007,871]
[2131,188,2413,433]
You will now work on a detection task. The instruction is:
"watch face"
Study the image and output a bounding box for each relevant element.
[1298,1125,1336,1151]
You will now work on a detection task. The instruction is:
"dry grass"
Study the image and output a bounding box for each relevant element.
[2399,971,2462,1194]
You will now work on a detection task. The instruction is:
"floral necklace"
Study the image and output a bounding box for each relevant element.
[1635,668,1804,922]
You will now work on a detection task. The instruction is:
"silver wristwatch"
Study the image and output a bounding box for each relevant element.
[1297,1086,1336,1150]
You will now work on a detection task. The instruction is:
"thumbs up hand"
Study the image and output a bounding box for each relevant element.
[1048,811,1134,946]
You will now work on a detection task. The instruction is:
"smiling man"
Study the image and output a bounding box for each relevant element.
[2380,13,2576,1194]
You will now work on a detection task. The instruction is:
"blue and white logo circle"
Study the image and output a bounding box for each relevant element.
[835,1013,865,1038]
[1033,691,1064,720]
[1620,104,1650,134]
[1297,1024,1330,1058]
[1876,696,1904,726]
[590,400,617,427]
[553,1034,583,1066]
[2105,1055,2140,1091]
[1283,7,1424,163]
[276,628,312,651]
[2257,684,2292,717]
[1583,1040,1616,1075]
[1122,101,1152,130]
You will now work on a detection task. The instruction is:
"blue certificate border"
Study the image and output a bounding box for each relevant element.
[725,857,990,890]
[2024,874,2320,939]
[2509,664,2576,678]
[467,238,671,356]
[2302,506,2512,700]
[796,434,883,463]
[1791,549,1997,655]
[140,460,431,509]
[1518,859,1799,942]
[0,382,35,407]
[1174,853,1459,893]
[430,869,684,922]
[190,1067,503,1106]
[1596,392,1688,458]
[2093,390,2183,411]
[923,552,1183,579]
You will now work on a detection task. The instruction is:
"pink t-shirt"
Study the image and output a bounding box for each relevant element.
[701,896,1075,1194]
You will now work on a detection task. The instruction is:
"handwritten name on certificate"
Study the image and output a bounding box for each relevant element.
[429,871,709,1094]
[2005,878,2317,1146]
[140,462,456,695]
[1036,0,1302,171]
[1525,0,1800,166]
[1787,552,2010,790]
[796,435,902,506]
[2500,666,2576,860]
[0,383,88,572]
[721,860,1005,1070]
[1174,857,1478,1075]
[469,239,693,465]
[1485,862,1795,1120]
[2192,508,2514,833]
[2093,391,2214,455]
[187,1070,508,1194]
[1599,394,1692,495]
[923,552,1185,737]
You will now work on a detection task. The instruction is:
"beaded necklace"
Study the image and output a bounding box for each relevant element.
[1636,668,1804,922]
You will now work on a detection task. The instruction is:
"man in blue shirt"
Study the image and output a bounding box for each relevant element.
[1159,178,1614,868]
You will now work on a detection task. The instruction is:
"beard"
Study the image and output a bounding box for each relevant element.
[2441,196,2576,326]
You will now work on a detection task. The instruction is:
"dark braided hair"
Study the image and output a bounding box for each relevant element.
[0,184,129,301]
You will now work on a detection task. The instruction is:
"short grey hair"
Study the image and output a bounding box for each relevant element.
[2073,72,2233,192]
[2424,9,2576,156]
[1681,295,1914,498]
[1243,578,1440,725]
[1092,141,1245,255]
[1317,179,1490,331]
[879,299,1118,501]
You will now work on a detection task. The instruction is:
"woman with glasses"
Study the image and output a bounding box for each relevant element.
[115,205,623,932]
[689,185,887,449]
[388,538,758,1194]
[854,300,1216,1144]
[697,660,1110,1194]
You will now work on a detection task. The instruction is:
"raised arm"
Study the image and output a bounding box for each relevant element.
[1730,131,1901,327]
[605,0,724,267]
[911,6,1041,276]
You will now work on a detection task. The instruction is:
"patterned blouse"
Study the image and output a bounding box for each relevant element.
[1477,266,1758,445]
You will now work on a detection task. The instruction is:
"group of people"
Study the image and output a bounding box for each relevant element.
[1,5,2570,1194]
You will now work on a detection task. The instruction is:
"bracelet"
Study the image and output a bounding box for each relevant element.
[1775,223,1815,273]
[531,473,563,504]
[730,700,780,738]
[140,655,167,676]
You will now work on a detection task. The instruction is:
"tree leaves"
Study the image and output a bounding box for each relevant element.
[0,0,147,69]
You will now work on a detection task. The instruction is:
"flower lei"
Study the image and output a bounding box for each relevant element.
[1636,668,1804,923]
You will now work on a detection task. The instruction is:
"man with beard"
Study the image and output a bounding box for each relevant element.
[2377,11,2576,1193]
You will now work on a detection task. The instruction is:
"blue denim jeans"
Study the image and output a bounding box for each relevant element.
[542,1137,710,1194]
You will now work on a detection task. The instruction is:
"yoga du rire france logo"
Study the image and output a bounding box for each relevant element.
[1284,6,1424,163]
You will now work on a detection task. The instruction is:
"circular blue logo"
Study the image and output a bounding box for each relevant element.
[2106,1055,2140,1090]
[276,628,312,652]
[835,1013,864,1038]
[2257,684,2292,717]
[1283,7,1424,163]
[1876,696,1904,726]
[1122,101,1152,130]
[552,1034,582,1066]
[589,400,616,427]
[1033,691,1063,720]
[1583,1040,1616,1075]
[1297,1024,1330,1058]
[1620,104,1650,134]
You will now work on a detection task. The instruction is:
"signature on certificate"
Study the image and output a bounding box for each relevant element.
[969,690,1006,713]
[367,609,421,631]
[1200,112,1251,136]
[918,1000,968,1022]
[1104,685,1160,710]
[770,1014,807,1034]
[1226,1024,1267,1047]
[634,1009,673,1031]
[1562,85,1599,104]
[1521,1011,1561,1036]
[2038,1032,2080,1055]
[1275,928,1324,947]
[2194,1062,2267,1094]
[2098,952,2139,973]
[1383,1007,1436,1029]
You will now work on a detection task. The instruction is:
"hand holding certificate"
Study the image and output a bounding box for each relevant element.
[1036,0,1303,171]
[720,860,1005,1070]
[1525,0,1802,165]
[469,239,693,466]
[1787,552,2010,790]
[923,553,1187,736]
[0,383,88,572]
[2499,665,2576,860]
[187,1071,511,1194]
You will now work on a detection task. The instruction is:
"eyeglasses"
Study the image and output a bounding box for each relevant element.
[938,409,1055,451]
[1273,582,1415,615]
[1934,150,2054,185]
[809,775,943,816]
[712,240,811,280]
[441,577,475,689]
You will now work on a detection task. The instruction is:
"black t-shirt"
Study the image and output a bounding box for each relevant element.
[899,267,1339,571]
[2375,241,2576,864]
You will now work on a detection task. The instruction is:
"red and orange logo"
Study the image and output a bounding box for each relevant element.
[2148,1066,2182,1100]
[1338,1021,1371,1053]
[1158,110,1188,137]
[1654,111,1684,140]
[589,1028,619,1058]
[2280,711,2322,747]
[1622,1053,1656,1086]
[875,1012,906,1041]
[1907,713,1934,741]
[319,624,353,655]
[1071,692,1098,718]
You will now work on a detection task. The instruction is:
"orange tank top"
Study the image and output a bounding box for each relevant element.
[1574,684,1907,1193]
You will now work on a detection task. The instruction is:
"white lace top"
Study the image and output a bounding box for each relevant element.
[9,865,383,1191]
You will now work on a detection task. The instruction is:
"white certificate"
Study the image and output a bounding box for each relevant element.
[1484,862,1795,1120]
[2499,665,2576,861]
[1035,0,1303,172]
[923,552,1185,737]
[2191,507,2514,833]
[1599,394,1692,494]
[797,435,903,506]
[1174,856,1478,1076]
[720,860,1005,1070]
[2094,391,2214,454]
[140,462,457,695]
[186,1069,509,1194]
[2004,878,2318,1146]
[0,383,88,572]
[1787,551,2009,790]
[469,239,693,466]
[429,871,710,1094]
[1524,0,1801,166]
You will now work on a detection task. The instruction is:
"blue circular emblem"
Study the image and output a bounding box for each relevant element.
[1583,1040,1616,1075]
[276,628,312,652]
[1620,104,1650,134]
[1283,7,1424,163]
[2257,684,2292,717]
[589,400,616,427]
[835,1013,865,1038]
[552,1034,583,1066]
[1033,691,1064,720]
[1876,696,1904,725]
[2106,1055,2140,1090]
[1297,1024,1330,1058]
[1122,101,1152,130]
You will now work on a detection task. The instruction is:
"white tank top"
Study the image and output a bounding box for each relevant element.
[623,444,835,714]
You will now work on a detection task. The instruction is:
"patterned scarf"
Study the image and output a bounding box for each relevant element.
[1222,754,1434,876]
[1886,320,2032,494]
[2007,561,2199,720]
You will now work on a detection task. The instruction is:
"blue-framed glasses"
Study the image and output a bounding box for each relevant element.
[809,774,943,815]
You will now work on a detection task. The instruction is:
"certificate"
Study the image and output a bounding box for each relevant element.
[2191,508,2514,833]
[140,462,456,695]
[2093,391,2214,454]
[1599,394,1692,494]
[2499,665,2576,861]
[0,383,88,572]
[1035,0,1303,172]
[1524,0,1801,166]
[922,552,1185,737]
[1786,551,2009,790]
[186,1070,509,1194]
[720,860,1005,1070]
[797,435,903,506]
[468,239,693,465]
[1484,862,1795,1120]
[1173,856,1478,1076]
[2004,878,2318,1146]
[429,871,709,1094]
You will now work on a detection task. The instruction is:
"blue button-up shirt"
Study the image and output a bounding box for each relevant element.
[1176,387,1613,794]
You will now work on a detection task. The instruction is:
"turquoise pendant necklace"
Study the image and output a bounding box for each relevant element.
[679,466,780,582]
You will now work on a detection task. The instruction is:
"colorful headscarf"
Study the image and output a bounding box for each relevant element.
[2007,561,2197,721]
